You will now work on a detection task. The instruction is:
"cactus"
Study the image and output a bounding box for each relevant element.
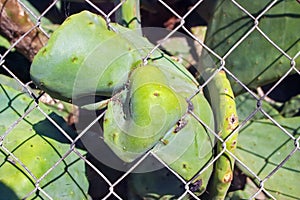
[236,117,300,199]
[29,9,217,196]
[103,65,187,162]
[30,11,147,102]
[114,0,142,35]
[30,10,198,104]
[0,78,89,199]
[205,0,300,94]
[235,92,281,121]
[233,90,300,199]
[30,10,247,197]
[203,70,239,199]
[104,64,215,184]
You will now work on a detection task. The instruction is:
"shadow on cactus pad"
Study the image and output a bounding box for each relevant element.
[0,76,89,199]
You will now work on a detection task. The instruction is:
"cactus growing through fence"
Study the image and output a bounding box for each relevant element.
[0,0,298,199]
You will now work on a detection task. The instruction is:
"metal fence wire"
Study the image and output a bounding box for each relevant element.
[0,0,299,199]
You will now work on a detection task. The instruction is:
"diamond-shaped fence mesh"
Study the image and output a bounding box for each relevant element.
[0,0,299,199]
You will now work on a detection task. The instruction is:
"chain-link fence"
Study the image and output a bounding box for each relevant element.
[0,0,299,199]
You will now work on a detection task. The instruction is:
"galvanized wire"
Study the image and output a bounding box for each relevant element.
[0,0,299,199]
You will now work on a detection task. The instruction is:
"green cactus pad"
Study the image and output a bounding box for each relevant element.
[205,0,300,93]
[236,117,300,199]
[0,79,89,199]
[153,92,215,183]
[30,11,146,102]
[30,10,216,188]
[204,70,239,199]
[103,66,187,162]
[104,64,215,183]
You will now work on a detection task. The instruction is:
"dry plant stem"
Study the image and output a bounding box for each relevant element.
[0,0,48,61]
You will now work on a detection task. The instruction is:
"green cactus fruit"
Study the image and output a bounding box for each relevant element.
[0,79,89,199]
[103,65,187,162]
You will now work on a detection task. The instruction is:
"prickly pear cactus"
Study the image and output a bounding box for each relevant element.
[103,65,187,162]
[30,10,197,103]
[30,11,216,186]
[205,0,300,93]
[204,69,239,199]
[29,10,243,198]
[104,64,215,183]
[30,10,147,101]
[0,78,89,199]
[236,117,300,199]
